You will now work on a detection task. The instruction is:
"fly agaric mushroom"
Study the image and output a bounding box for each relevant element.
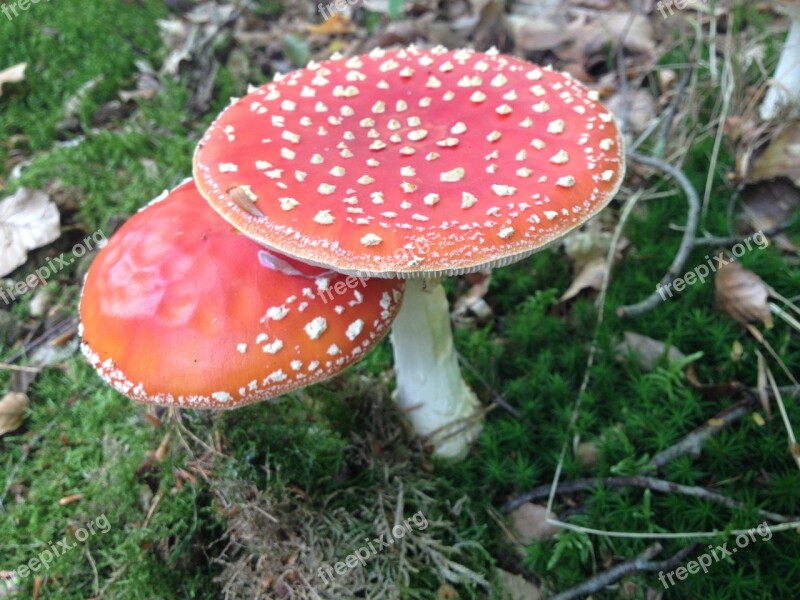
[80,178,404,408]
[761,1,800,119]
[193,46,625,456]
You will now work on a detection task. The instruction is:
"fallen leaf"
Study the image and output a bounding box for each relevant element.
[499,570,544,599]
[575,439,601,468]
[0,188,61,278]
[57,493,84,506]
[509,502,559,544]
[737,180,799,253]
[452,270,494,326]
[559,256,606,301]
[437,583,460,599]
[307,12,356,35]
[0,392,29,435]
[750,123,800,187]
[616,332,687,371]
[606,88,657,134]
[0,63,26,96]
[714,261,774,329]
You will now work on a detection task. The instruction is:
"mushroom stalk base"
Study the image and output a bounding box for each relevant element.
[390,279,483,458]
[760,18,800,119]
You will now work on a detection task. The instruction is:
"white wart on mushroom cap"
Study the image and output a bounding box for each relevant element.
[194,46,625,278]
[79,179,404,409]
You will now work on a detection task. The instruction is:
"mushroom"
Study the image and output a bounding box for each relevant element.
[80,178,404,408]
[193,46,625,456]
[760,1,800,119]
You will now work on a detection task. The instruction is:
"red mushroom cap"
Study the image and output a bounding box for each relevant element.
[79,179,404,409]
[194,46,625,278]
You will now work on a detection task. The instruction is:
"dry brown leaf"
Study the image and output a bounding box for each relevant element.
[509,502,559,544]
[307,13,356,35]
[737,180,800,253]
[0,188,61,278]
[714,261,774,329]
[560,256,606,302]
[498,570,544,600]
[750,123,800,186]
[616,331,687,371]
[452,270,493,326]
[0,63,26,96]
[575,439,601,468]
[606,88,657,134]
[0,392,29,435]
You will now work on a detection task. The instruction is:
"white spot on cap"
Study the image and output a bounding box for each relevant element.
[212,392,233,404]
[281,148,296,160]
[498,226,514,239]
[361,233,382,246]
[451,122,467,134]
[532,101,549,113]
[305,317,328,340]
[311,154,324,164]
[358,175,375,185]
[279,197,299,210]
[545,210,559,220]
[291,360,303,370]
[408,130,428,141]
[314,210,335,225]
[219,163,238,173]
[492,184,516,197]
[371,101,386,114]
[327,344,341,356]
[547,119,566,134]
[556,175,576,187]
[262,339,284,354]
[487,131,502,142]
[329,166,346,177]
[531,139,546,150]
[601,170,615,181]
[237,343,248,354]
[550,150,569,164]
[318,183,336,195]
[441,167,465,182]
[345,319,364,341]
[424,193,440,206]
[600,138,614,151]
[496,104,513,115]
[400,166,416,176]
[470,91,487,103]
[281,100,296,111]
[267,306,289,320]
[491,74,508,87]
[461,192,478,208]
[516,167,533,177]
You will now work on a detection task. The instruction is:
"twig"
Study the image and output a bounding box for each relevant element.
[647,391,766,469]
[504,476,798,523]
[0,363,41,373]
[549,542,699,600]
[617,153,700,318]
[457,352,521,418]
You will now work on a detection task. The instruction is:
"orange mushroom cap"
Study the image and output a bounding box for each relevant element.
[194,46,625,278]
[79,179,404,409]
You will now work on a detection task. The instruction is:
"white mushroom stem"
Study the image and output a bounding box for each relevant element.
[761,12,800,120]
[390,278,483,458]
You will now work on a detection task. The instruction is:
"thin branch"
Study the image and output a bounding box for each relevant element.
[617,153,700,318]
[504,476,799,523]
[550,542,699,600]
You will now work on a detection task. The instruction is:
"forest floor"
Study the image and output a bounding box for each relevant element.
[1,0,799,598]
